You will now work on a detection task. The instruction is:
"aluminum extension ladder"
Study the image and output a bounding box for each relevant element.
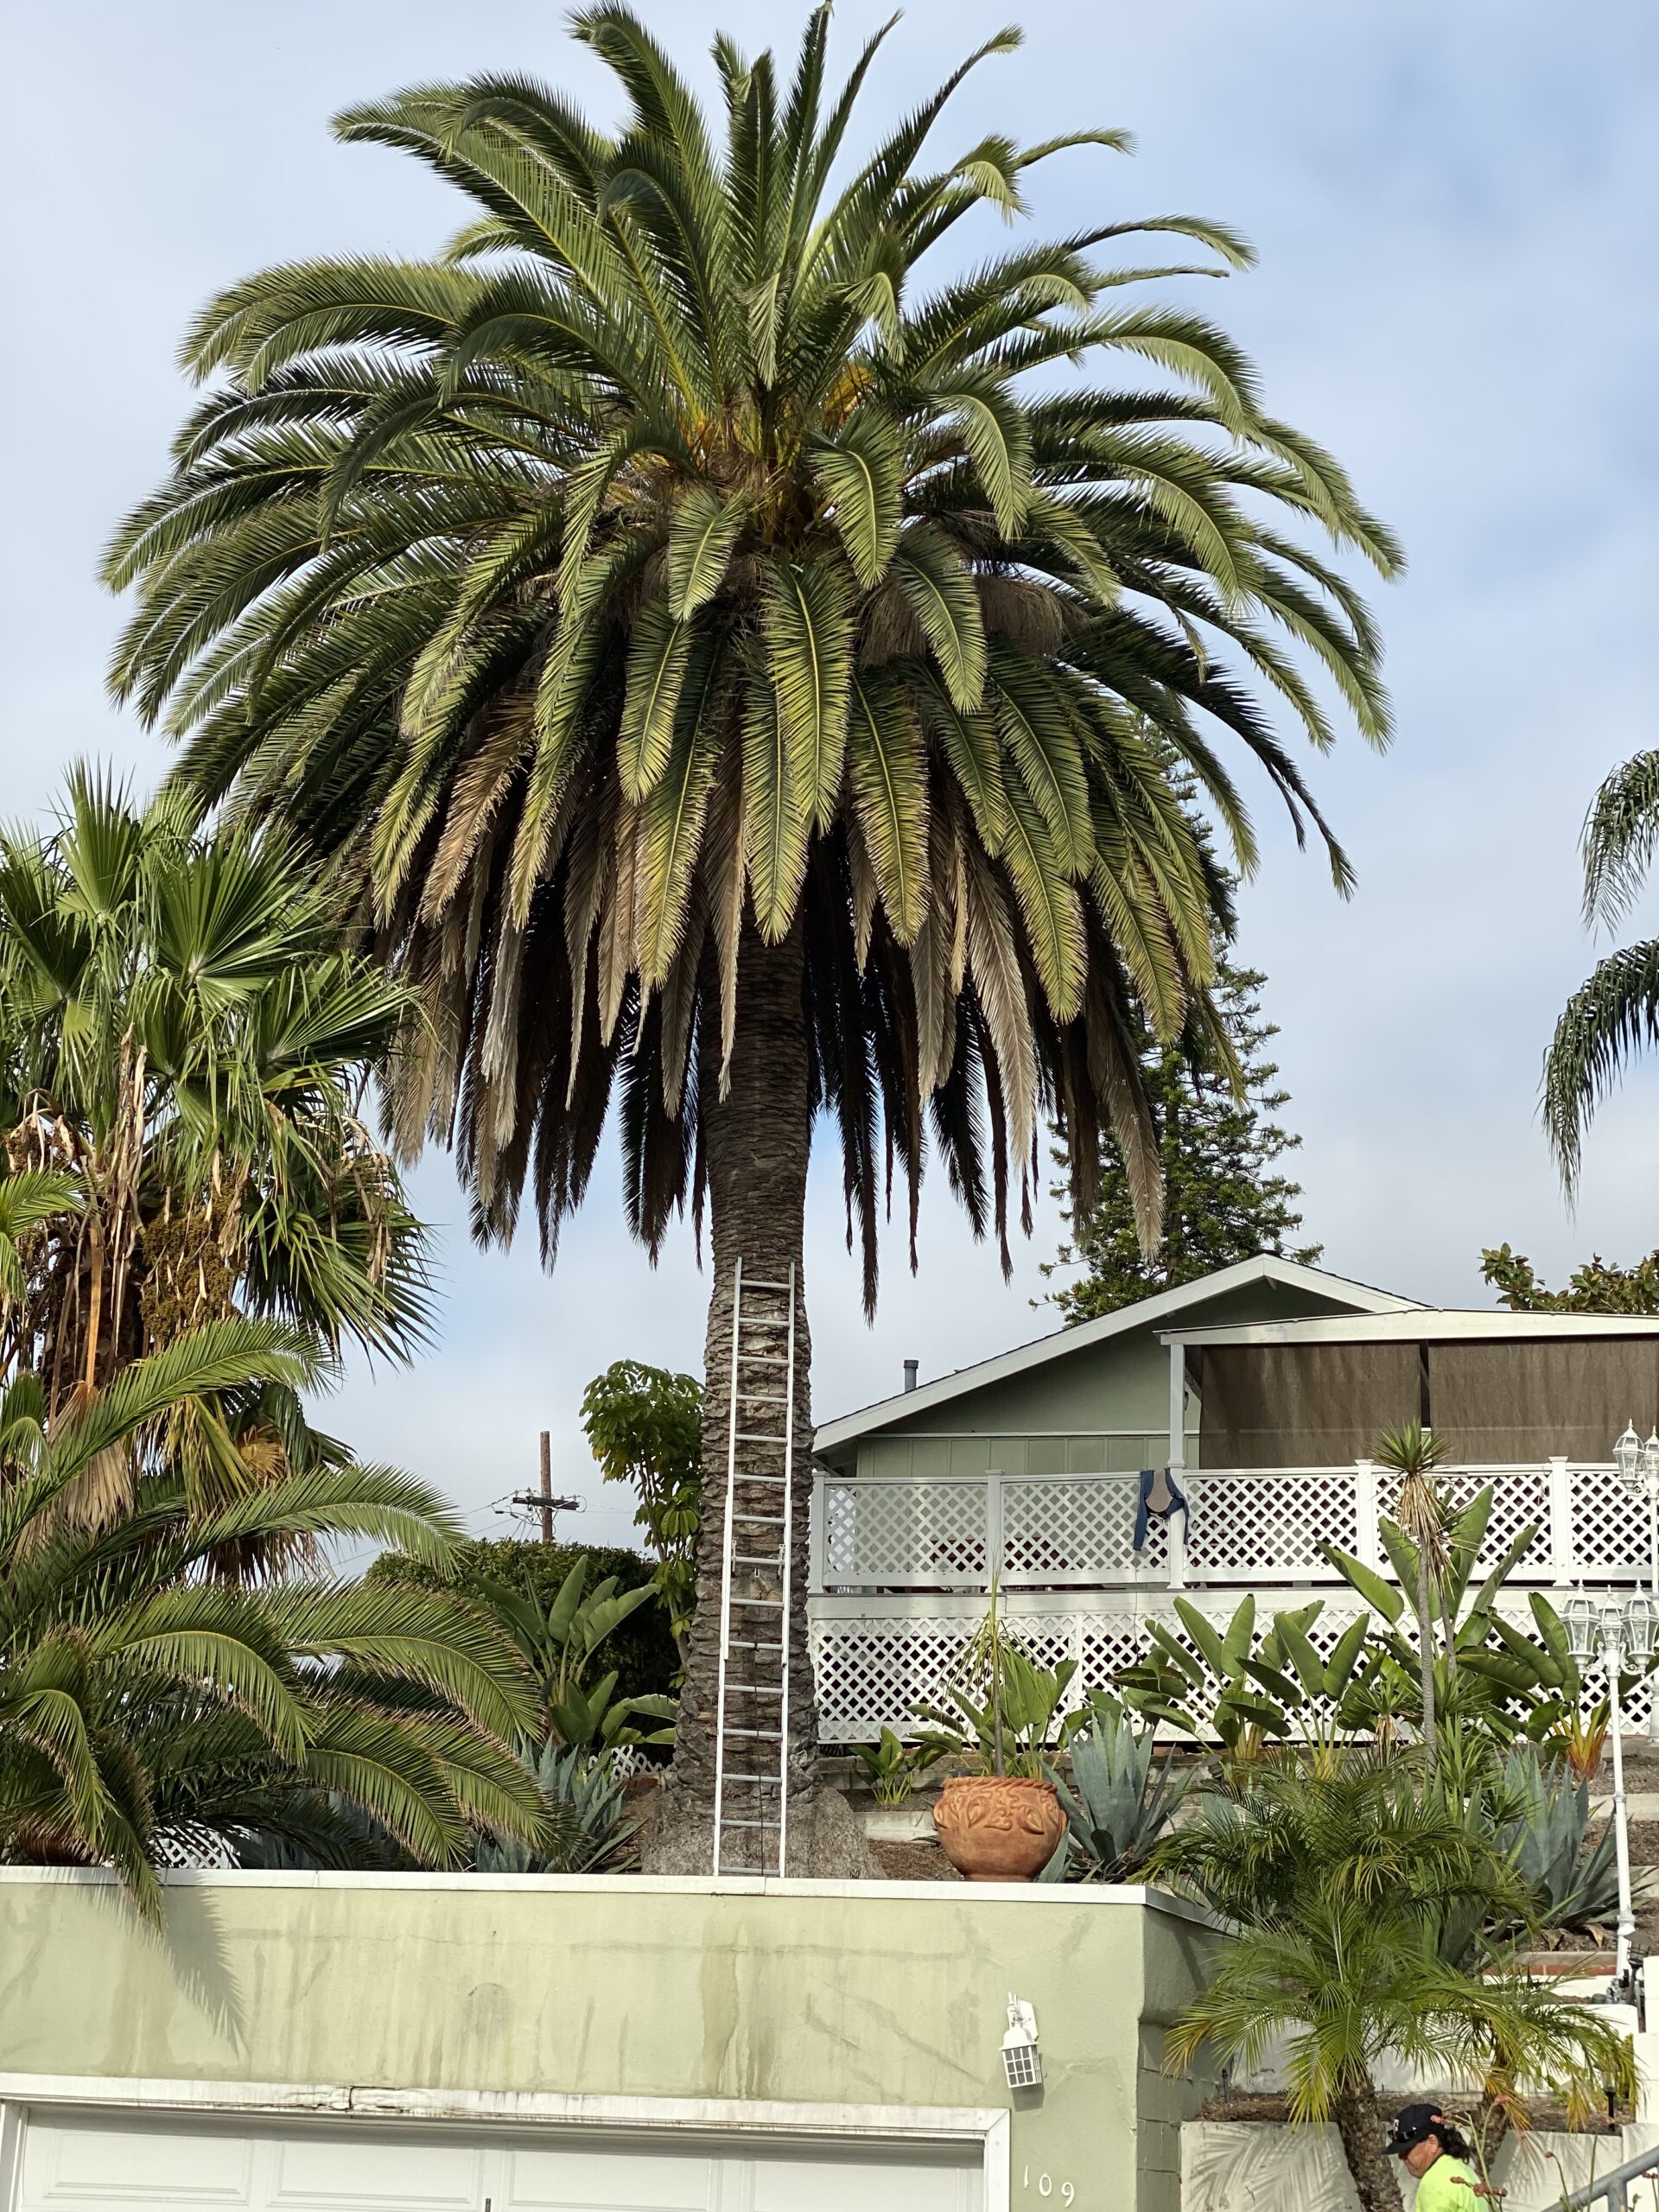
[710,1257,798,1878]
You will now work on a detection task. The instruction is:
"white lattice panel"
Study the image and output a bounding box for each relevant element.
[1187,1473,1357,1580]
[822,1478,988,1586]
[1571,1464,1649,1575]
[811,1625,973,1738]
[1001,1474,1163,1582]
[1374,1465,1552,1574]
[809,1593,1655,1740]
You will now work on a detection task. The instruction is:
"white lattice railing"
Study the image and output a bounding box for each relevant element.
[806,1586,1659,1744]
[811,1460,1650,1593]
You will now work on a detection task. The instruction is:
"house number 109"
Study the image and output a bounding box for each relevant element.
[1021,2167,1075,2203]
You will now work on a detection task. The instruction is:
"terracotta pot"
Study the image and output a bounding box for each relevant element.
[932,1775,1065,1882]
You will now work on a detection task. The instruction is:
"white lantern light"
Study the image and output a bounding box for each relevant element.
[1564,1591,1601,1667]
[1617,1421,1643,1491]
[1625,1593,1658,1662]
[1001,1994,1043,2089]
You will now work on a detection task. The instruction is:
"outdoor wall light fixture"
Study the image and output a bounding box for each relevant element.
[1563,1592,1657,1997]
[1001,1995,1043,2089]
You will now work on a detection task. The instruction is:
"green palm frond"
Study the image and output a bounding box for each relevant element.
[1544,939,1659,1192]
[0,1321,538,1909]
[102,3,1395,1324]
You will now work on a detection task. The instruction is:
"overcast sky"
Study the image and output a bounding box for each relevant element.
[3,0,1656,1546]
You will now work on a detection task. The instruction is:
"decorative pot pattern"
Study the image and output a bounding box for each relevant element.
[932,1774,1065,1881]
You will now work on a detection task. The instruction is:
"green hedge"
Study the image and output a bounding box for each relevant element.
[368,1536,679,1703]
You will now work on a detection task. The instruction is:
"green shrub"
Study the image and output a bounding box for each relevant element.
[369,1537,678,1704]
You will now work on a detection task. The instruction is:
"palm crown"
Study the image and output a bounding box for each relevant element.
[0,774,429,1409]
[106,5,1399,1300]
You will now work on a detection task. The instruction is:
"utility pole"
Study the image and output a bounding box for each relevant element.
[508,1431,581,1543]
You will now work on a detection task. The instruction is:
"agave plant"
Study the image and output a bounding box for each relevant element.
[0,1317,547,1910]
[105,6,1399,1849]
[475,1740,637,1874]
[1491,1743,1626,1942]
[1047,1694,1194,1880]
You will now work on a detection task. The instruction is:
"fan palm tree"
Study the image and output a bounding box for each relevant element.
[1154,1755,1635,2212]
[0,1310,548,1912]
[1545,751,1659,1186]
[103,7,1399,1857]
[0,773,429,1539]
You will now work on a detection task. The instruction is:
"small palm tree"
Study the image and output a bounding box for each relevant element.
[1372,1420,1452,1757]
[104,8,1399,1855]
[1545,751,1659,1186]
[1154,1755,1636,2212]
[0,1311,546,1910]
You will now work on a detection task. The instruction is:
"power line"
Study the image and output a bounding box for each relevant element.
[505,1429,582,1543]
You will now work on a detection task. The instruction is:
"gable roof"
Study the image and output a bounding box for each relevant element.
[813,1255,1421,1452]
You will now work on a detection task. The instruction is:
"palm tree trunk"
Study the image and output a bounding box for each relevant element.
[649,920,847,1872]
[1471,2086,1513,2179]
[1332,2083,1403,2212]
[1417,1555,1437,1759]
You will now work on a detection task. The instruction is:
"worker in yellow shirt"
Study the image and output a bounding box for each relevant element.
[1384,2104,1494,2207]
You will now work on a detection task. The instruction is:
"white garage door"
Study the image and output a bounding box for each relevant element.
[17,2109,983,2212]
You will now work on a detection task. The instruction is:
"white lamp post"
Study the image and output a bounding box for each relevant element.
[1565,1591,1658,1995]
[1611,1420,1659,1743]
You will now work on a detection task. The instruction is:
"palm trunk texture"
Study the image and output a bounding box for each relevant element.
[1333,2083,1403,2212]
[645,925,870,1875]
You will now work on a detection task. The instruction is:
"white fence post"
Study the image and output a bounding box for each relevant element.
[1548,1458,1574,1584]
[1355,1459,1379,1573]
[1167,1481,1189,1591]
[810,1471,828,1592]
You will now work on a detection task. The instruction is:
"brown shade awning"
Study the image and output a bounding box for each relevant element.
[1197,1334,1659,1467]
[1429,1339,1659,1463]
[1198,1342,1420,1467]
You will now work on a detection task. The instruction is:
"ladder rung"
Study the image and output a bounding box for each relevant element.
[730,1595,783,1606]
[722,1772,783,1787]
[738,1392,790,1406]
[724,1726,784,1739]
[741,1278,793,1292]
[738,1353,789,1366]
[722,1818,781,1830]
[725,1681,783,1694]
[728,1473,788,1485]
[731,1554,782,1567]
[734,1638,784,1652]
[734,1431,790,1445]
[732,1510,785,1523]
[740,1316,787,1328]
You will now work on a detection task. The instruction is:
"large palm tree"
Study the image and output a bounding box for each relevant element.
[104,7,1399,1859]
[0,1306,547,1912]
[0,773,429,1535]
[1545,750,1659,1185]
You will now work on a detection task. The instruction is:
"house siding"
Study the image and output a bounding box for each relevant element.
[844,1280,1367,1476]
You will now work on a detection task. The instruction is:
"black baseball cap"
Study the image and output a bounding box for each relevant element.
[1384,2105,1447,2157]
